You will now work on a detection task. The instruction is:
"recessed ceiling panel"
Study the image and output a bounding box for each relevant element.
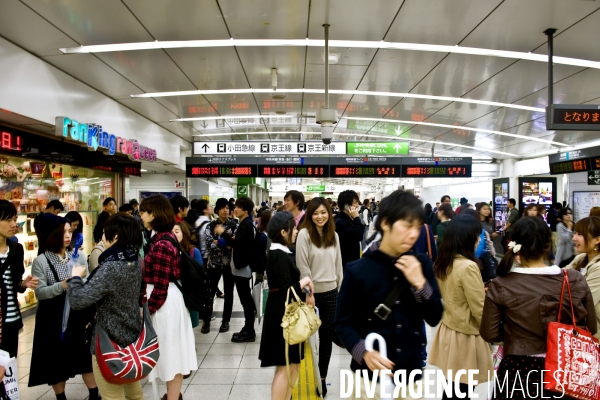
[237,46,306,89]
[158,121,194,139]
[301,93,351,115]
[308,0,404,41]
[257,101,303,115]
[460,0,600,52]
[0,0,78,56]
[119,98,179,123]
[166,47,249,90]
[357,49,447,94]
[171,95,222,120]
[123,0,230,41]
[386,0,502,45]
[221,0,309,39]
[202,93,261,116]
[96,50,196,94]
[42,54,141,99]
[21,0,153,45]
[304,65,368,90]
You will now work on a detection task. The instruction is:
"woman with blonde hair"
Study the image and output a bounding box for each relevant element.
[296,197,343,397]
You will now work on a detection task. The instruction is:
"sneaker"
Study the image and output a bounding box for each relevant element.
[231,329,255,343]
[201,322,210,334]
[219,322,229,333]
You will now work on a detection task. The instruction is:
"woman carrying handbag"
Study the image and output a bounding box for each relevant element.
[259,212,314,400]
[480,217,597,400]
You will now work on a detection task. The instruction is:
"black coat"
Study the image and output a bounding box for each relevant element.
[222,217,255,269]
[93,211,110,243]
[334,249,443,374]
[334,211,365,269]
[0,240,25,328]
[259,248,305,366]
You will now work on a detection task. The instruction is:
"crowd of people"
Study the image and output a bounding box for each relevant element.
[1,188,598,400]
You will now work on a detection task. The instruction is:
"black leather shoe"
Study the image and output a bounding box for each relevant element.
[201,322,210,334]
[231,329,255,342]
[219,322,229,333]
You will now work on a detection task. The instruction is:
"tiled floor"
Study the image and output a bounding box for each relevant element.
[16,295,492,400]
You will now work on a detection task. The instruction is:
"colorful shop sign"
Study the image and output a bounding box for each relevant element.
[55,117,157,162]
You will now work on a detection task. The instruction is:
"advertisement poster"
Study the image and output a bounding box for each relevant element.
[518,177,557,220]
[493,178,509,230]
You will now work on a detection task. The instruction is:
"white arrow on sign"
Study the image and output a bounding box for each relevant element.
[393,143,401,153]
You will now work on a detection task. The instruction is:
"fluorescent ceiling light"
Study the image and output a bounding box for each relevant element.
[172,114,267,122]
[144,88,543,113]
[141,169,148,172]
[342,116,566,147]
[193,131,516,156]
[59,39,600,70]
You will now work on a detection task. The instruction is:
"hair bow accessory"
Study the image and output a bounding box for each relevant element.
[508,241,522,253]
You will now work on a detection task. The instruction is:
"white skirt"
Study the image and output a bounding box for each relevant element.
[146,283,198,382]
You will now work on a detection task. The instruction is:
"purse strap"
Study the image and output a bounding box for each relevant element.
[557,270,577,327]
[374,282,404,320]
[424,225,433,260]
[286,286,302,304]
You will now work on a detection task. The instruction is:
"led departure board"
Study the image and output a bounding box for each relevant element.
[547,104,600,131]
[186,157,257,177]
[402,166,472,177]
[593,156,600,170]
[258,165,328,177]
[329,157,401,178]
[549,159,591,175]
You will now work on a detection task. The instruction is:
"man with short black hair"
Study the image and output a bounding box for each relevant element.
[505,198,519,240]
[360,198,372,248]
[335,190,365,269]
[169,194,190,222]
[129,198,139,216]
[34,199,65,256]
[284,190,305,228]
[118,204,134,215]
[431,195,451,232]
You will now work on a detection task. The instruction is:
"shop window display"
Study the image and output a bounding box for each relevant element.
[0,155,114,312]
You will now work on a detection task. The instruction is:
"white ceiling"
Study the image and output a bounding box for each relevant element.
[0,0,599,160]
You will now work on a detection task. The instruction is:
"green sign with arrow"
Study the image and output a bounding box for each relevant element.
[306,185,325,192]
[588,171,600,185]
[347,119,410,138]
[346,142,409,155]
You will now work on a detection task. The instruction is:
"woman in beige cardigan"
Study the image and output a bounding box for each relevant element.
[429,214,493,400]
[566,216,600,338]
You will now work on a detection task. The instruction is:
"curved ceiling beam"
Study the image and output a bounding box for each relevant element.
[139,88,544,112]
[60,39,600,70]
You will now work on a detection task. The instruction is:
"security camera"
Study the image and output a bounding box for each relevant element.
[321,123,334,145]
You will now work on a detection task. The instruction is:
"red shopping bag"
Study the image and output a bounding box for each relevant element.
[544,270,600,400]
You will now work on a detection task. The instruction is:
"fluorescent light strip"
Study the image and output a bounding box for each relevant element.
[193,130,516,156]
[342,116,567,147]
[150,88,542,113]
[59,39,600,70]
[172,114,267,122]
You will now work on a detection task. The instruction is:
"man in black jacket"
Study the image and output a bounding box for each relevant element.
[430,195,451,233]
[335,190,365,269]
[334,190,443,396]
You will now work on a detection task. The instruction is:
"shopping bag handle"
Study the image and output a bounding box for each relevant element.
[558,270,577,327]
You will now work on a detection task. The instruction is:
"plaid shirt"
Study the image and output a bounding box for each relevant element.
[143,231,181,314]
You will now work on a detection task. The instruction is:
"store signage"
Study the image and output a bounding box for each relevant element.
[55,116,157,162]
[0,131,23,154]
[401,157,472,178]
[346,142,409,155]
[588,171,600,185]
[306,185,325,192]
[193,141,346,155]
[546,104,600,131]
[329,157,401,178]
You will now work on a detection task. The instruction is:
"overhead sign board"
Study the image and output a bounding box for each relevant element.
[193,141,346,155]
[346,142,409,155]
[186,157,257,178]
[306,185,325,192]
[549,159,591,175]
[588,171,600,185]
[548,146,600,174]
[256,157,328,178]
[347,119,409,137]
[546,104,600,131]
[401,157,472,178]
[329,157,401,178]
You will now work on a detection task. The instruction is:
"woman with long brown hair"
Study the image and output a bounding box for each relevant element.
[296,197,343,397]
[173,222,202,329]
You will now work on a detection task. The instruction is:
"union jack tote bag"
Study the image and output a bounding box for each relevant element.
[95,303,160,384]
[544,270,600,400]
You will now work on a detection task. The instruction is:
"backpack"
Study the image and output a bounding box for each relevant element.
[193,220,210,248]
[251,226,268,274]
[158,236,212,313]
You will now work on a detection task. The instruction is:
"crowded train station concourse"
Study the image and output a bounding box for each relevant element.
[1,1,600,399]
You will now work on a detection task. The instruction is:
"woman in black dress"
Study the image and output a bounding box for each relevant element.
[259,212,314,400]
[28,214,98,400]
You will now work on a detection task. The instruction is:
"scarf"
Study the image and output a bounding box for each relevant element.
[98,246,139,265]
[44,250,73,285]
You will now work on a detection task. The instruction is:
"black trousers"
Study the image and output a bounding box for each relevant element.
[314,289,338,380]
[204,267,235,324]
[0,321,20,358]
[233,275,256,333]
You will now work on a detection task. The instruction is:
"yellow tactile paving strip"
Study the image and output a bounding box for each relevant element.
[292,342,321,400]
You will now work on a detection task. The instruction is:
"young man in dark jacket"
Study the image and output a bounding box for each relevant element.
[335,190,365,269]
[334,190,443,396]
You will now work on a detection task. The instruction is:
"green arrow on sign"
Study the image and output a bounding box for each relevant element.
[588,171,600,185]
[306,185,325,192]
[347,119,410,138]
[346,142,409,155]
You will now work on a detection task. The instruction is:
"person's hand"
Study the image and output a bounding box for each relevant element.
[395,255,426,290]
[71,265,87,278]
[212,240,218,245]
[23,275,39,290]
[306,294,316,307]
[491,232,499,239]
[350,206,360,219]
[61,279,68,290]
[0,365,5,377]
[363,350,394,374]
[214,225,225,235]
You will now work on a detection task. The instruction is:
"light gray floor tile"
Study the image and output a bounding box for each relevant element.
[244,343,261,355]
[18,382,50,400]
[142,381,167,399]
[38,383,90,399]
[194,332,218,344]
[194,343,213,357]
[17,341,33,356]
[17,367,29,382]
[190,369,238,385]
[234,368,274,384]
[228,384,271,400]
[18,332,34,343]
[207,343,247,356]
[184,384,232,400]
[238,355,262,369]
[200,355,242,369]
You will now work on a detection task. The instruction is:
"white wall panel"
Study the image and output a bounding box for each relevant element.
[0,36,190,168]
[419,179,494,207]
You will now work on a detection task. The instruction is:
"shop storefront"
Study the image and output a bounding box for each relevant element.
[0,124,143,313]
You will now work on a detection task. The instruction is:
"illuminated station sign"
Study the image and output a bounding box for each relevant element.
[329,157,401,178]
[546,104,600,131]
[186,157,257,178]
[401,157,472,178]
[257,157,328,178]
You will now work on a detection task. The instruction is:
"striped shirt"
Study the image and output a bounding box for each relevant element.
[0,248,19,323]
